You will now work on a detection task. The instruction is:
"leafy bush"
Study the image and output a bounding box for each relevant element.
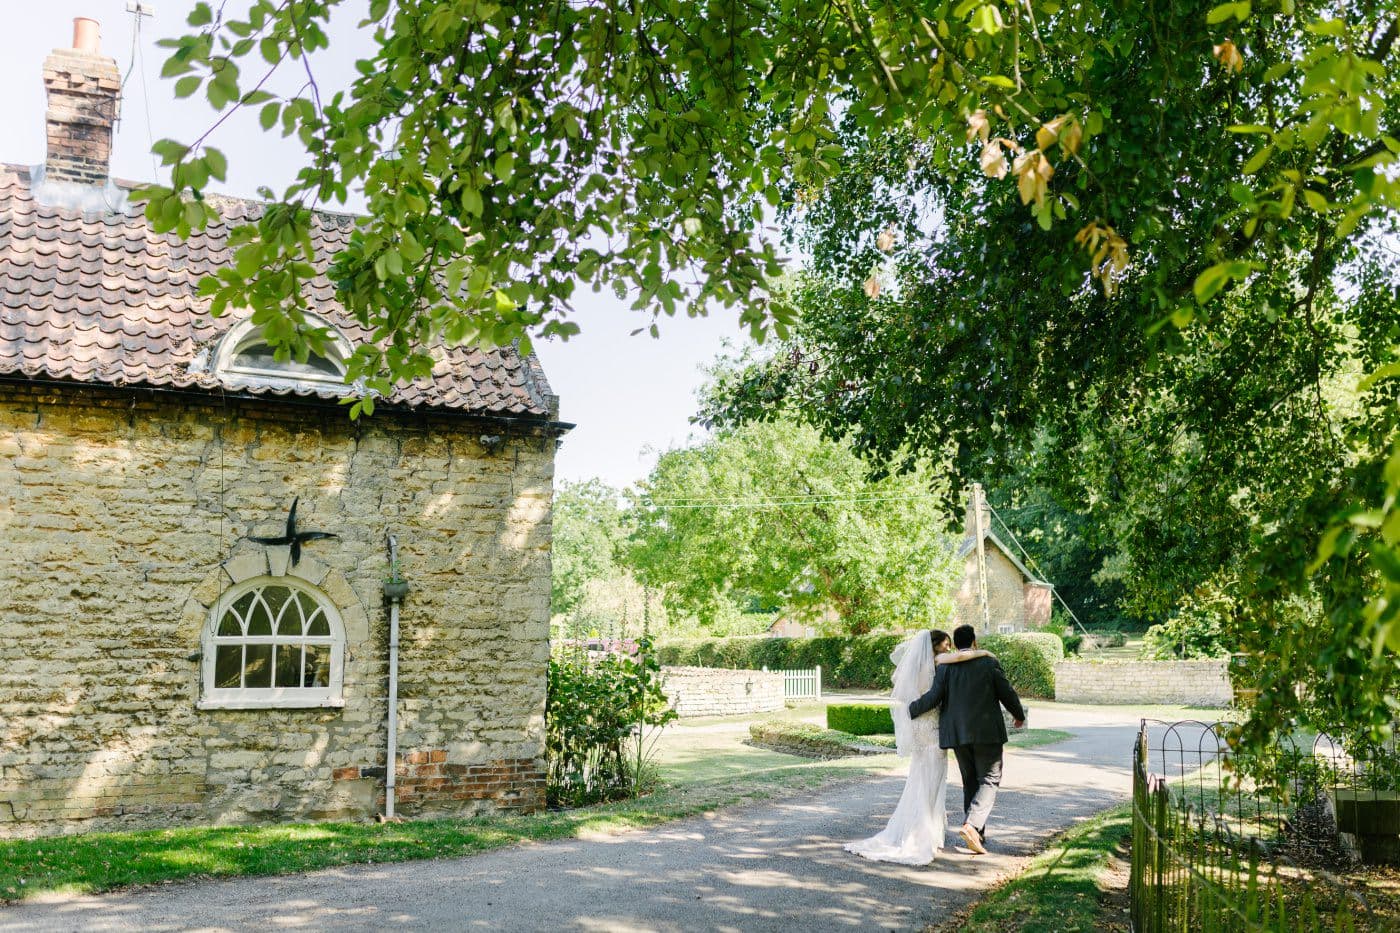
[979,633,1061,699]
[1144,589,1231,659]
[656,631,1060,698]
[546,637,676,807]
[826,704,894,735]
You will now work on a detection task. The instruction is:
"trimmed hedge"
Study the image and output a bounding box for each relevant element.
[747,720,889,759]
[827,704,894,736]
[986,632,1062,699]
[657,630,1063,699]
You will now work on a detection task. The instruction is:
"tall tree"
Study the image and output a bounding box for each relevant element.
[695,4,1400,757]
[551,479,626,619]
[628,417,960,634]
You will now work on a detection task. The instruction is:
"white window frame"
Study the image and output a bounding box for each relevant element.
[213,315,354,392]
[200,575,346,710]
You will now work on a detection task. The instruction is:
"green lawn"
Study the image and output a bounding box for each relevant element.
[0,748,900,903]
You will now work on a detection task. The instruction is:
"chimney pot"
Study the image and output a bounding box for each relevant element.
[73,17,101,54]
[42,19,122,187]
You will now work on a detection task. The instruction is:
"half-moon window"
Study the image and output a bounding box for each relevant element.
[202,576,346,708]
[215,317,352,389]
[232,340,344,379]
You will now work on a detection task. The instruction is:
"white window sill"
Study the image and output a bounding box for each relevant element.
[198,696,346,711]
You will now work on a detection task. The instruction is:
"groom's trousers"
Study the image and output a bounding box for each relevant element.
[952,743,1004,835]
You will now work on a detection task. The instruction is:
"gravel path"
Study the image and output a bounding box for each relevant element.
[0,708,1205,932]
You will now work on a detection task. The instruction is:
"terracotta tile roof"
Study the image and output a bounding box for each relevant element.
[0,164,558,418]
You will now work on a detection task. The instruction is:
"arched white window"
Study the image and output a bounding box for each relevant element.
[213,316,352,390]
[202,576,346,708]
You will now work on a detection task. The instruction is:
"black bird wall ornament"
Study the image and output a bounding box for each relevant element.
[248,497,337,565]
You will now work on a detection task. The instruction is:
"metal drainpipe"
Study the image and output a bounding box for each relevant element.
[385,534,401,820]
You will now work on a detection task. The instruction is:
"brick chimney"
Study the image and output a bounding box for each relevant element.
[42,18,121,186]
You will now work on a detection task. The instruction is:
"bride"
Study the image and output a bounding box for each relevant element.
[844,628,987,865]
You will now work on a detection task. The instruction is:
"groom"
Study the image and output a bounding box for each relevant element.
[909,623,1025,854]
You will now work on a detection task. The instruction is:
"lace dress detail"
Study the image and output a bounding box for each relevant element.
[908,706,940,751]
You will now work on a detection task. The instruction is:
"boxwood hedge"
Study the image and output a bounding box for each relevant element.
[656,631,1062,699]
[826,704,894,735]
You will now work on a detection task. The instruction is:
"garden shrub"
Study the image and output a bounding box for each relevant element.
[657,630,1060,698]
[826,703,894,735]
[1144,587,1230,659]
[980,633,1061,699]
[747,720,889,759]
[546,637,676,807]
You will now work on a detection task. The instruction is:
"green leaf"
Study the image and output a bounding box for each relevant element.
[204,148,228,182]
[1305,19,1346,37]
[494,152,516,183]
[1193,262,1232,305]
[1307,525,1344,574]
[1207,1,1251,25]
[1242,145,1273,175]
[1358,362,1400,392]
[174,76,202,99]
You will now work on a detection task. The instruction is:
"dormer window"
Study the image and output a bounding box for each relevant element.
[214,316,353,390]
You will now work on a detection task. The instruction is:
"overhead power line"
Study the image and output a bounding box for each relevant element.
[638,491,946,510]
[986,502,1091,637]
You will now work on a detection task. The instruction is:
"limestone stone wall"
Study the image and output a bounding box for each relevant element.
[662,666,785,719]
[0,381,557,837]
[954,546,1031,634]
[1053,660,1232,707]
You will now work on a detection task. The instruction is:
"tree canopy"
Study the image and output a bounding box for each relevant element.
[146,2,1394,393]
[693,2,1400,755]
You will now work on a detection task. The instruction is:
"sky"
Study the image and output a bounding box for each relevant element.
[5,1,757,489]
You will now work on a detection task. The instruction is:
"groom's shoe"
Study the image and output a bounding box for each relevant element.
[959,823,988,855]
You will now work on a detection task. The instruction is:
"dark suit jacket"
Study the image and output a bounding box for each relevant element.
[908,655,1026,749]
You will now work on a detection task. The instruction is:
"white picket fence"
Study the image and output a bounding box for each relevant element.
[764,665,822,701]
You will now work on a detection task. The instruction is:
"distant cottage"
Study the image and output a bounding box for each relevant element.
[953,484,1054,634]
[0,20,568,837]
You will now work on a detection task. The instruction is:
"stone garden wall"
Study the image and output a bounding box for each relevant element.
[1054,660,1232,707]
[662,666,785,718]
[0,382,557,837]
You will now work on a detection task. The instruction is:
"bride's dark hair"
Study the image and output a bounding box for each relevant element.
[929,629,951,652]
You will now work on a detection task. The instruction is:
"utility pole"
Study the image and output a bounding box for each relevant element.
[973,482,991,633]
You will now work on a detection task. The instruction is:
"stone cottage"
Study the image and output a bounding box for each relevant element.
[0,21,568,837]
[952,484,1054,634]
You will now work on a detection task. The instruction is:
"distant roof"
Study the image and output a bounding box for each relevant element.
[957,530,1052,586]
[0,164,558,418]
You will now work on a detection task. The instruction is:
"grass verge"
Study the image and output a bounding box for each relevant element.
[0,753,896,904]
[933,804,1132,933]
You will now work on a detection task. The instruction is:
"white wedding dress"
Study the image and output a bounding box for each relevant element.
[844,631,948,865]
